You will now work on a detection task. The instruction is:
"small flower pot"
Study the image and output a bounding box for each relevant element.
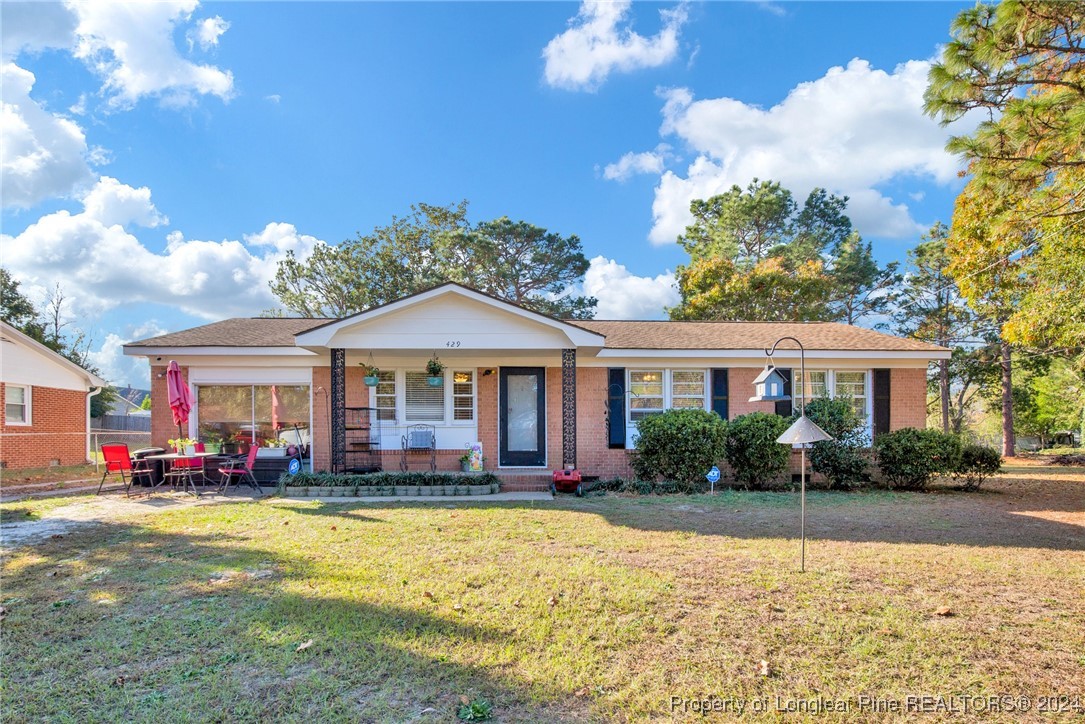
[364,376,379,387]
[426,376,443,387]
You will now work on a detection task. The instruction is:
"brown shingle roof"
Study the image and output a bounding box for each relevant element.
[126,316,946,354]
[126,318,331,347]
[571,320,947,353]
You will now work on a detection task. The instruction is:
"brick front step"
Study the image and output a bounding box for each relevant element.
[495,469,555,492]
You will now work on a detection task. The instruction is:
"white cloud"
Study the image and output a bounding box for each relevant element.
[2,177,326,320]
[265,94,281,104]
[626,59,983,244]
[1,62,95,208]
[583,256,679,319]
[602,145,670,181]
[67,0,234,109]
[543,0,689,91]
[0,1,77,61]
[188,15,229,51]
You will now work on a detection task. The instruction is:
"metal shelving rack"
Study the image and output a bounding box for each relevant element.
[343,407,383,473]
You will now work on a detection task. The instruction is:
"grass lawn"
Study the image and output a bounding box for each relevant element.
[2,467,1083,721]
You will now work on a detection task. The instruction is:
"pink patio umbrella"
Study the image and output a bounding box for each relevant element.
[166,360,194,441]
[270,384,285,434]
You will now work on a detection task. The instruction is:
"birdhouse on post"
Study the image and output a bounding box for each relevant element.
[749,364,790,403]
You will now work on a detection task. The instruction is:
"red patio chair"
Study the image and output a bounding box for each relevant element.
[164,442,206,495]
[219,443,262,495]
[97,443,154,497]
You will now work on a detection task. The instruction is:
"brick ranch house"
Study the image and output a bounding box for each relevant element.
[1,321,107,470]
[123,283,948,483]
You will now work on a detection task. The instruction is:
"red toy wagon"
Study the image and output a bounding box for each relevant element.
[551,469,583,497]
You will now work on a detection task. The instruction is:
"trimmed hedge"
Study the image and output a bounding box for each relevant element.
[723,412,791,489]
[952,444,1002,491]
[802,396,869,489]
[280,471,500,488]
[631,408,728,492]
[874,428,961,490]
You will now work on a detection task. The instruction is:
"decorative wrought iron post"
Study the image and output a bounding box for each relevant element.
[561,348,577,469]
[330,348,346,473]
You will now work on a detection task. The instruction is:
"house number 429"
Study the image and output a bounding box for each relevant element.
[445,341,462,348]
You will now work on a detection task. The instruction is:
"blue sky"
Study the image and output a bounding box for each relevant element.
[2,1,975,387]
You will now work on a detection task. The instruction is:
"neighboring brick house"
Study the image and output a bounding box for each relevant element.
[1,321,106,470]
[124,283,948,481]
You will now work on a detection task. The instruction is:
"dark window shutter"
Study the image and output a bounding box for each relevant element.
[608,368,626,449]
[775,368,793,417]
[873,369,891,439]
[710,369,729,420]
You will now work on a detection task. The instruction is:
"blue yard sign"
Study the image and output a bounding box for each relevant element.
[706,465,721,493]
[288,458,301,475]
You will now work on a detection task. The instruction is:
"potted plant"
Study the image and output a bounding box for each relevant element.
[426,354,445,386]
[459,452,472,473]
[360,362,380,387]
[168,437,197,455]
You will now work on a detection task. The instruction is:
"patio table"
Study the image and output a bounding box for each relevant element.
[145,452,221,496]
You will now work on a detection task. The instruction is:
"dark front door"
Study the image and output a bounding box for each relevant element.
[499,367,546,467]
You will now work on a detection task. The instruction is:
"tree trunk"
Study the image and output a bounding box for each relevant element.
[1000,339,1015,458]
[939,359,951,434]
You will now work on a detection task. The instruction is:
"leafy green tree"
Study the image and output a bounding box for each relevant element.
[827,232,900,325]
[670,256,833,322]
[1,269,117,412]
[271,202,596,319]
[672,181,896,324]
[1007,356,1085,447]
[893,223,985,433]
[0,268,47,343]
[140,395,152,411]
[272,201,471,317]
[927,2,1085,372]
[438,217,595,319]
[925,1,1084,224]
[948,181,1033,456]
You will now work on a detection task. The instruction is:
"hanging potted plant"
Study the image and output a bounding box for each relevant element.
[425,354,445,386]
[360,362,380,387]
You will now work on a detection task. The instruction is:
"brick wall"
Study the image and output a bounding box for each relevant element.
[0,382,90,469]
[477,367,498,470]
[890,368,928,431]
[574,367,635,479]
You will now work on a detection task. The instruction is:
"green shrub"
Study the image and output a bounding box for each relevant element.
[631,409,728,492]
[802,396,870,489]
[723,412,791,489]
[278,470,500,488]
[952,444,1002,491]
[874,428,961,490]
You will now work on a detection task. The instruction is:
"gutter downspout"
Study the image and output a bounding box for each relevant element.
[87,386,103,471]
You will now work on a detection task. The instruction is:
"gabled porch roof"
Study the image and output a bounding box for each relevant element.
[293,283,606,352]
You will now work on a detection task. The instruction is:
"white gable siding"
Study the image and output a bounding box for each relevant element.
[323,296,575,350]
[0,338,92,392]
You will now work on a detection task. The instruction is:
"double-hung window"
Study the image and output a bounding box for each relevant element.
[5,385,30,425]
[452,371,475,422]
[404,372,444,422]
[793,370,869,422]
[629,370,665,420]
[628,370,708,422]
[374,371,396,422]
[374,370,477,425]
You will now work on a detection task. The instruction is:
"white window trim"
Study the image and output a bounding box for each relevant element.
[793,369,873,437]
[626,369,709,424]
[6,384,31,426]
[390,369,477,427]
[449,370,477,426]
